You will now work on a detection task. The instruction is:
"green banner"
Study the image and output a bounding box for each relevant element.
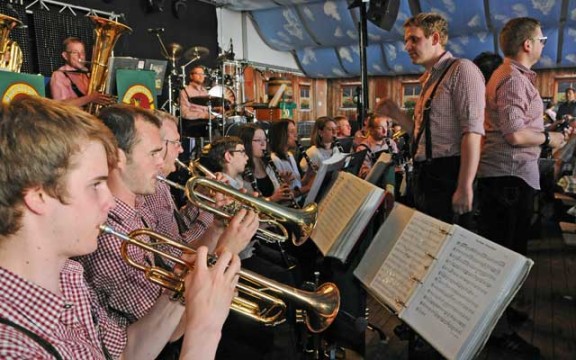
[116,69,156,109]
[0,71,45,104]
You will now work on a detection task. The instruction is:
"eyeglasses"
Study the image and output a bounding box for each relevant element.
[323,127,338,132]
[66,50,85,56]
[192,72,206,76]
[229,149,246,155]
[252,138,268,144]
[165,139,182,149]
[534,36,547,45]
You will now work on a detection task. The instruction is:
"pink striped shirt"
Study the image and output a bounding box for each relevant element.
[478,58,544,189]
[413,52,485,161]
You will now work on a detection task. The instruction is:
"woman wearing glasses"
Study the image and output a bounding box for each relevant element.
[239,124,294,203]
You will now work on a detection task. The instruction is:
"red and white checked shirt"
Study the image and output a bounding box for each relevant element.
[413,52,485,161]
[0,260,126,359]
[76,196,163,328]
[478,58,544,190]
[143,181,214,245]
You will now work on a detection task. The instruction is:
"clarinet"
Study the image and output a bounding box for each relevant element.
[295,139,318,173]
[263,149,300,209]
[244,166,260,196]
[331,136,344,154]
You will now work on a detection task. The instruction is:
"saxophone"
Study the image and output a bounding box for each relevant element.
[86,16,132,114]
[0,14,22,72]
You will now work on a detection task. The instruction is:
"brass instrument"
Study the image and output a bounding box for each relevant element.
[0,14,22,72]
[392,130,406,141]
[86,16,132,114]
[99,225,340,332]
[157,172,317,246]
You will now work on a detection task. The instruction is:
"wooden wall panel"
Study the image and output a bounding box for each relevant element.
[241,66,576,124]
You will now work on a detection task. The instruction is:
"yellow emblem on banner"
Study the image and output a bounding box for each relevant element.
[2,82,40,104]
[122,84,155,109]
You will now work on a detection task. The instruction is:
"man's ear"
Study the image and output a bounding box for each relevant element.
[61,51,68,62]
[22,186,49,215]
[116,148,127,170]
[224,151,233,164]
[431,32,440,46]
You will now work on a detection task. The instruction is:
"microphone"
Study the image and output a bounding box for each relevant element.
[147,28,165,34]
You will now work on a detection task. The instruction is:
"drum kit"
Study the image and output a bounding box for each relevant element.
[152,32,254,142]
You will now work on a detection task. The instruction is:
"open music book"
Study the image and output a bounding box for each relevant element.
[310,172,385,262]
[354,204,533,360]
[304,151,348,206]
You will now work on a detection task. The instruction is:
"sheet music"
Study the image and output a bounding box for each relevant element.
[369,211,449,313]
[311,172,375,256]
[402,225,529,360]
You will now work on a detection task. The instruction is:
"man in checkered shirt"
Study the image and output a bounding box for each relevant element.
[0,97,243,359]
[398,12,485,225]
[75,105,257,356]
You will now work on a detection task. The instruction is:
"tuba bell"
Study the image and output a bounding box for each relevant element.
[0,13,22,72]
[86,16,132,114]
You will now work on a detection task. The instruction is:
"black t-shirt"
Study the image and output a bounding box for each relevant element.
[256,175,275,197]
[556,101,576,120]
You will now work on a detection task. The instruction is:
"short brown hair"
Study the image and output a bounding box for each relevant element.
[62,36,84,52]
[98,104,161,157]
[0,96,117,236]
[404,12,448,47]
[499,17,541,57]
[201,136,243,172]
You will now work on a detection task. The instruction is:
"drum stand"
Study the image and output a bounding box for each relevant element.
[206,99,215,144]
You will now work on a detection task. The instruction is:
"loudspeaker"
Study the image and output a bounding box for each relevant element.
[367,0,400,31]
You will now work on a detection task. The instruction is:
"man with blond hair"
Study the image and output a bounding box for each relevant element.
[399,12,485,224]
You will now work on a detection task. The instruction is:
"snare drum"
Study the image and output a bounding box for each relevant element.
[225,122,244,136]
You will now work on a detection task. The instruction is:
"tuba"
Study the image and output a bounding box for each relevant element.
[86,16,132,114]
[0,14,22,72]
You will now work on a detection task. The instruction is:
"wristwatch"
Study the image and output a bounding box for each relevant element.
[542,130,550,147]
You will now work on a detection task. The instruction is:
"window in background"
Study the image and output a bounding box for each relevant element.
[300,83,311,111]
[340,83,360,109]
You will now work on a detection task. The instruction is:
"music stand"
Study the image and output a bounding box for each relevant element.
[105,57,140,96]
[343,149,368,176]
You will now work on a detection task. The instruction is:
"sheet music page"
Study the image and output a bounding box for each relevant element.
[368,211,450,313]
[310,172,374,256]
[402,225,530,360]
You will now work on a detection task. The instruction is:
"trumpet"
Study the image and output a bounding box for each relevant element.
[99,225,340,333]
[171,158,317,246]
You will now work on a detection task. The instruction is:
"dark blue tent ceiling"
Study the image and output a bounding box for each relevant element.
[206,0,576,78]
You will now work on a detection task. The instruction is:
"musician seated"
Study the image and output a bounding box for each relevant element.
[143,110,237,254]
[334,115,352,139]
[180,65,211,120]
[0,96,240,360]
[299,116,341,173]
[356,114,399,179]
[49,37,114,108]
[239,124,294,204]
[269,119,315,201]
[75,105,257,357]
[200,136,301,360]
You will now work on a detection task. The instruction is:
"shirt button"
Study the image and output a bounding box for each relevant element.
[64,303,73,309]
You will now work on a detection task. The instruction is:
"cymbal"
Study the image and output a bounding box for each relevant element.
[184,46,210,61]
[188,95,230,107]
[162,43,183,62]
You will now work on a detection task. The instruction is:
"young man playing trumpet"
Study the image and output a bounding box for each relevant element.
[76,105,258,356]
[0,96,240,359]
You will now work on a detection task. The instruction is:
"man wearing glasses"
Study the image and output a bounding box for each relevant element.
[50,37,114,108]
[477,17,565,357]
[356,114,398,179]
[179,65,211,120]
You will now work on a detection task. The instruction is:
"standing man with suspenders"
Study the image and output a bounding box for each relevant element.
[391,12,485,225]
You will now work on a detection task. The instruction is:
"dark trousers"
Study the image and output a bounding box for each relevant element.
[412,156,472,227]
[477,176,536,255]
